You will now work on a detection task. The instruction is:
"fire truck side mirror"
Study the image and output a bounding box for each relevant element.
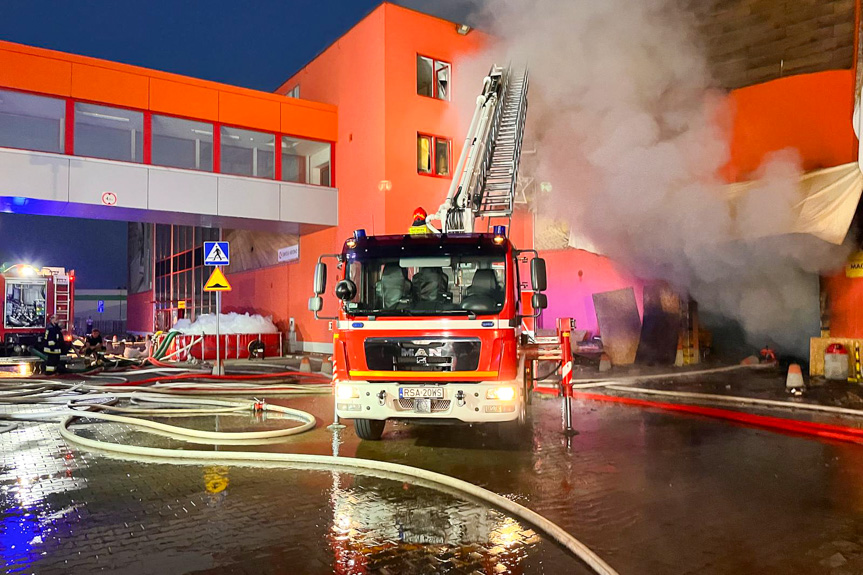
[531,258,547,292]
[313,263,328,295]
[309,296,323,312]
[531,293,548,310]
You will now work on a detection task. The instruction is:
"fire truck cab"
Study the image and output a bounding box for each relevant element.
[310,226,547,439]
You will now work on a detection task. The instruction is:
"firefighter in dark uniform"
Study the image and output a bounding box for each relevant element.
[44,315,64,375]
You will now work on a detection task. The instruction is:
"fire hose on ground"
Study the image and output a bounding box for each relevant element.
[552,360,863,444]
[0,376,619,575]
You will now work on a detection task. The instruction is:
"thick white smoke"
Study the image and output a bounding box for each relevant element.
[412,0,851,356]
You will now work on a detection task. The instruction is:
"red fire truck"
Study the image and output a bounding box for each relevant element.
[0,264,74,356]
[310,65,547,440]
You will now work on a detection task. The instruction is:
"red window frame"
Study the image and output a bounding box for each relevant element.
[417,133,452,178]
[278,133,335,187]
[0,86,335,185]
[417,54,451,101]
[71,98,148,164]
[149,112,218,173]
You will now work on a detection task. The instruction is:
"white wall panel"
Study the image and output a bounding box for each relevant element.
[218,177,280,221]
[0,148,338,228]
[0,149,69,202]
[149,168,218,215]
[280,183,338,225]
[69,158,148,209]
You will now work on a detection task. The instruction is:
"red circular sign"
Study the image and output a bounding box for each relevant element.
[101,192,117,206]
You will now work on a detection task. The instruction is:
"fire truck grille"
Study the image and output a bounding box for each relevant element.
[396,398,451,412]
[364,337,481,372]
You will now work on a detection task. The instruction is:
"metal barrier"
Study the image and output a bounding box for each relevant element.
[170,332,284,361]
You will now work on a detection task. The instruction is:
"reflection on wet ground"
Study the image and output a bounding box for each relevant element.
[4,391,863,573]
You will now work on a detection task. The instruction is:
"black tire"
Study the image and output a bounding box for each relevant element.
[354,418,386,440]
[496,418,527,445]
[496,397,531,445]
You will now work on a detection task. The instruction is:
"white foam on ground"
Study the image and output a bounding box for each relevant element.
[173,313,278,335]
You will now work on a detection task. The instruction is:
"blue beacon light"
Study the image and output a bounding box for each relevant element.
[354,229,367,239]
[493,225,506,244]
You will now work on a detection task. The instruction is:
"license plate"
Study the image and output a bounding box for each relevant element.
[399,387,444,399]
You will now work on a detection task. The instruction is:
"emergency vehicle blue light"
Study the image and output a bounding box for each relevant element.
[482,321,494,327]
[352,322,364,328]
[354,229,367,239]
[493,225,506,236]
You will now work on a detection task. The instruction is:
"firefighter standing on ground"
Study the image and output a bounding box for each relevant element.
[43,315,65,374]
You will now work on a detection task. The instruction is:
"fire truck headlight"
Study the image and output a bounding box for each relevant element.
[336,383,359,400]
[487,386,516,401]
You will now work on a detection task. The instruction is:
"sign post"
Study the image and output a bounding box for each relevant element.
[203,243,231,375]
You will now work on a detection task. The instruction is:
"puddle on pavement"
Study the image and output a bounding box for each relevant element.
[7,391,863,573]
[1,417,586,574]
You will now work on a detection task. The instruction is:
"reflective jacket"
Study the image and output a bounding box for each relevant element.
[44,323,64,353]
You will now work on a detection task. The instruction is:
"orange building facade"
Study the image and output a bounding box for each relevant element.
[222,2,860,351]
[0,2,860,352]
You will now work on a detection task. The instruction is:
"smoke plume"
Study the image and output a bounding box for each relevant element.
[422,0,851,356]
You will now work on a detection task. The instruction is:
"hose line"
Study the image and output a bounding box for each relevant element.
[57,408,619,575]
[0,376,619,574]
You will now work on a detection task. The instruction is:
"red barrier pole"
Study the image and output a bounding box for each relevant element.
[558,317,575,435]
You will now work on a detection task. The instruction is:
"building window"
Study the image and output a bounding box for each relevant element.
[151,115,214,171]
[74,103,143,163]
[0,89,66,154]
[285,85,300,99]
[153,224,220,332]
[417,55,450,100]
[220,126,275,178]
[281,136,332,186]
[417,134,450,176]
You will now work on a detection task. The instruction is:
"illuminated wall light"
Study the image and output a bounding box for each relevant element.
[378,180,392,192]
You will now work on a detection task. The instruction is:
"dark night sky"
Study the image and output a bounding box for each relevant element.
[0,0,473,289]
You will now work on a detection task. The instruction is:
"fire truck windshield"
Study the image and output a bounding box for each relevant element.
[344,248,508,317]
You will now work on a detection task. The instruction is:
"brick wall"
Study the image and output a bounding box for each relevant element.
[686,0,856,89]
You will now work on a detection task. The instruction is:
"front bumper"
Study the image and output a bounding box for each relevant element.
[334,380,524,423]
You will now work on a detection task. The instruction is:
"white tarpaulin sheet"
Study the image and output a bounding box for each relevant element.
[568,162,863,252]
[725,162,863,245]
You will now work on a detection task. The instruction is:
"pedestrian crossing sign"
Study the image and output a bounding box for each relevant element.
[204,267,232,292]
[204,241,230,266]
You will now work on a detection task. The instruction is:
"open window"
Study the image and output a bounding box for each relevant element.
[417,55,450,101]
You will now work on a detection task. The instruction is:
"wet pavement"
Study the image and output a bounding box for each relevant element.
[4,385,863,574]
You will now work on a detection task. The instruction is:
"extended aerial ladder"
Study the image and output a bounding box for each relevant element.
[427,65,529,234]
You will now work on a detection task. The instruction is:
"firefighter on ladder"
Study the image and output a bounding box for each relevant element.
[44,315,64,374]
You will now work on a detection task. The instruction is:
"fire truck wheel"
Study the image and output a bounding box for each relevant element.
[523,363,534,406]
[496,401,531,445]
[354,418,386,440]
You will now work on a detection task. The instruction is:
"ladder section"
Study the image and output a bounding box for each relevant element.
[476,66,529,218]
[54,277,72,330]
